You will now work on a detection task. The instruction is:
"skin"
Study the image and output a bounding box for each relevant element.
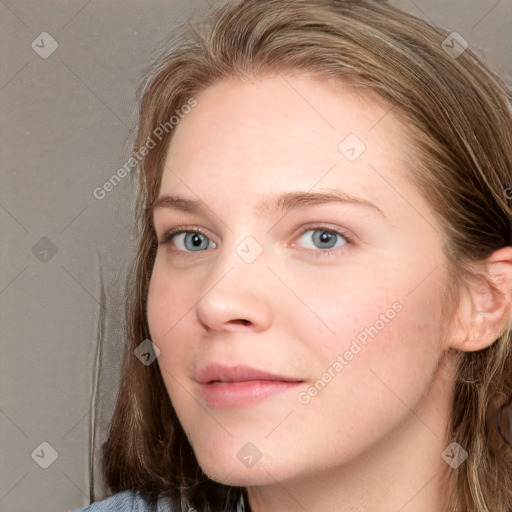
[146,73,509,511]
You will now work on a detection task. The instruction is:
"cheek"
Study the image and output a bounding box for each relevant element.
[147,258,196,340]
[292,252,444,374]
[296,268,446,446]
[146,268,198,427]
[278,255,444,363]
[146,264,196,373]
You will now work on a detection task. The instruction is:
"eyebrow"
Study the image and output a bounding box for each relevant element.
[151,189,385,218]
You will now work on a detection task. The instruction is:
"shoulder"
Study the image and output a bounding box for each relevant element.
[68,489,174,512]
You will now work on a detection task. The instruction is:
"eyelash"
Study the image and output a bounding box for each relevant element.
[158,224,354,258]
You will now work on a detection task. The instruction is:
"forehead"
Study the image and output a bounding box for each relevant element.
[159,73,413,211]
[169,74,400,154]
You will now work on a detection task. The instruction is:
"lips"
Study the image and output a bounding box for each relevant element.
[195,363,304,409]
[195,363,303,384]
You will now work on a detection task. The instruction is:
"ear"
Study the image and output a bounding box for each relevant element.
[449,246,512,352]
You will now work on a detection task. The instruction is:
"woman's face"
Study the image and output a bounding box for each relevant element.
[147,74,452,487]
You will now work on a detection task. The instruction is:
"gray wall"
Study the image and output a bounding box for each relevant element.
[0,1,510,511]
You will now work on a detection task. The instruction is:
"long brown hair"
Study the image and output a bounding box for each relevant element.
[102,1,512,510]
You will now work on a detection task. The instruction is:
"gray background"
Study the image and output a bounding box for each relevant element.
[0,1,510,511]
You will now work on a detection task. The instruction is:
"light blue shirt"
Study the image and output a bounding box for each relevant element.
[68,490,174,512]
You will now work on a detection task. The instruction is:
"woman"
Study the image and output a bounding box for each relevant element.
[70,0,512,510]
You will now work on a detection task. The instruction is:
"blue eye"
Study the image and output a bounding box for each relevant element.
[298,227,348,252]
[161,229,217,252]
[159,225,351,258]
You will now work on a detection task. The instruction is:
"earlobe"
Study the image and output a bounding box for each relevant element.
[450,246,512,353]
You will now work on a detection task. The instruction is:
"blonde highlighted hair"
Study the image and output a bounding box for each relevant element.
[102,1,512,510]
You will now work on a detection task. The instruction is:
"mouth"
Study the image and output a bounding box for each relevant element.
[195,363,304,409]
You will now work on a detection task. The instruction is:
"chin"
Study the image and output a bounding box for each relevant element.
[193,443,297,487]
[203,466,276,487]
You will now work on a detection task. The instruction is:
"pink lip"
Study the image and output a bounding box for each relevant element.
[195,364,303,409]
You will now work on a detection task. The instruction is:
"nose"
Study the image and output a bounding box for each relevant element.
[195,244,274,333]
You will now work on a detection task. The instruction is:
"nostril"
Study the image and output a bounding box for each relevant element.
[233,319,251,326]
